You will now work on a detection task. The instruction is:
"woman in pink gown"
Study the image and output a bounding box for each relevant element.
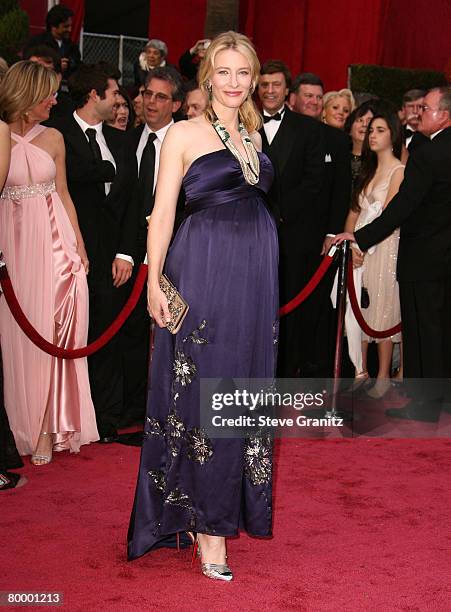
[0,61,98,462]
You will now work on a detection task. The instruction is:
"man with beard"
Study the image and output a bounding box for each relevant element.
[49,63,139,442]
[24,4,81,79]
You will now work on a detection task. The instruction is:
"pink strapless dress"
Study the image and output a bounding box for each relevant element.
[0,124,98,455]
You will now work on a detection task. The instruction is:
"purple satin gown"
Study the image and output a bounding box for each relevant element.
[128,148,278,560]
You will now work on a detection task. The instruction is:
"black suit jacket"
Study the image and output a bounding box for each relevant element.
[355,127,451,282]
[126,123,186,253]
[49,90,74,121]
[260,107,325,250]
[49,115,139,266]
[24,32,81,77]
[319,123,352,236]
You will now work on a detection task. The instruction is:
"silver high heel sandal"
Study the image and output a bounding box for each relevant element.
[201,562,233,582]
[31,432,53,466]
[191,536,233,582]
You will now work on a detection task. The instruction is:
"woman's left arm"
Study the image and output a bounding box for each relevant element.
[52,129,89,273]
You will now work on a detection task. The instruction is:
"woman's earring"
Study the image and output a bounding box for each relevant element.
[206,82,212,100]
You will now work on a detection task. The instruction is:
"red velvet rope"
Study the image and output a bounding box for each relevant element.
[347,259,402,338]
[279,252,336,317]
[0,263,148,359]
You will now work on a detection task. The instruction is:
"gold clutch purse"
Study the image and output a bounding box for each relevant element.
[159,274,189,334]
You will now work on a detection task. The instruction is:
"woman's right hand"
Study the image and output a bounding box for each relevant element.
[351,248,365,269]
[147,283,171,328]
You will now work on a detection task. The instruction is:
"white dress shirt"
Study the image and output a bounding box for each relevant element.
[73,111,133,265]
[430,128,444,140]
[263,105,286,145]
[73,111,116,195]
[136,120,174,194]
[405,123,417,148]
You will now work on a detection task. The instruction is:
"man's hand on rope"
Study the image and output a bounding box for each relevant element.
[332,232,355,245]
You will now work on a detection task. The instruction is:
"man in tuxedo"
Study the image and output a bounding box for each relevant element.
[184,82,208,119]
[119,67,185,431]
[336,87,451,418]
[289,72,352,375]
[23,4,81,79]
[49,64,139,442]
[289,72,324,120]
[401,89,429,151]
[258,60,325,377]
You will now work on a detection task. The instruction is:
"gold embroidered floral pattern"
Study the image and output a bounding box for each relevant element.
[164,488,192,510]
[244,433,272,485]
[173,351,197,386]
[145,417,164,437]
[186,428,214,465]
[147,470,166,492]
[166,410,186,457]
[183,320,209,345]
[273,320,279,345]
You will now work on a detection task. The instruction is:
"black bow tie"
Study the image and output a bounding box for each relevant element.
[404,127,414,139]
[264,111,284,123]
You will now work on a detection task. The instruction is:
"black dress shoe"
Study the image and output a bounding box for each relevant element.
[98,434,119,444]
[117,431,144,446]
[385,404,440,423]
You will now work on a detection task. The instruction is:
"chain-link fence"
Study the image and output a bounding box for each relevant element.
[80,32,147,88]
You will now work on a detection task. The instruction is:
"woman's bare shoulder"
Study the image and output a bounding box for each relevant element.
[0,120,10,137]
[165,117,211,149]
[41,126,64,146]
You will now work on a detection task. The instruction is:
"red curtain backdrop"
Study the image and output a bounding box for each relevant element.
[19,1,451,88]
[240,0,308,78]
[64,0,85,43]
[19,0,47,36]
[148,0,208,67]
[380,0,451,73]
[301,0,390,90]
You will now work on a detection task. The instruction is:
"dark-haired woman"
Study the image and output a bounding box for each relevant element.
[345,100,378,186]
[106,86,135,131]
[343,111,404,395]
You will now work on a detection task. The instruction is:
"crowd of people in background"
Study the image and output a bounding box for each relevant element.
[0,3,450,492]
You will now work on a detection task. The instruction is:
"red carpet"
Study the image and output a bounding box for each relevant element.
[1,437,450,611]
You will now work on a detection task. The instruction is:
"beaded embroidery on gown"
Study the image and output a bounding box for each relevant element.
[355,164,404,343]
[128,148,278,560]
[0,124,98,455]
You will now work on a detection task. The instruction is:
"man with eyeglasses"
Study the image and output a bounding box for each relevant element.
[334,87,451,421]
[119,68,185,436]
[126,67,185,261]
[400,88,428,151]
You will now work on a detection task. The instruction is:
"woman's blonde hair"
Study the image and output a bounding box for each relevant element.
[0,57,8,83]
[0,60,58,123]
[198,31,262,133]
[322,88,356,121]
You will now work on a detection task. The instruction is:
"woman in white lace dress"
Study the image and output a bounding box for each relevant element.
[343,108,404,395]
